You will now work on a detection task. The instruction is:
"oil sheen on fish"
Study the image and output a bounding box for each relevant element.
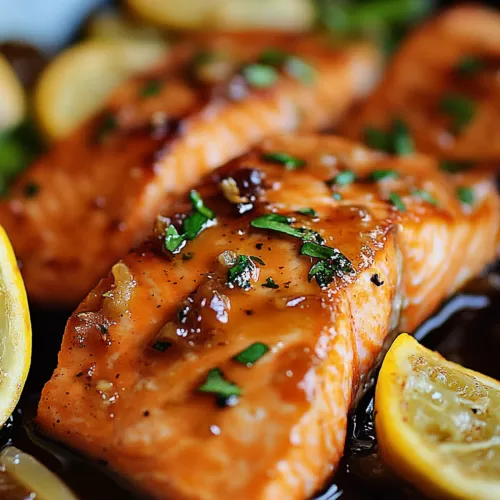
[37,135,499,499]
[341,5,500,165]
[0,34,381,307]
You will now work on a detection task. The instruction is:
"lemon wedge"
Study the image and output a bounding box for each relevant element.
[126,0,314,31]
[0,53,26,132]
[0,446,77,499]
[0,226,31,427]
[375,333,500,500]
[34,38,168,141]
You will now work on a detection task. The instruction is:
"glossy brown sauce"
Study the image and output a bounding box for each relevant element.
[0,263,497,499]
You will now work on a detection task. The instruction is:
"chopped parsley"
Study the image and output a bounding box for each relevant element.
[456,55,485,77]
[364,119,413,155]
[242,64,278,88]
[152,341,172,352]
[140,79,163,97]
[234,342,269,366]
[261,152,306,170]
[440,93,476,133]
[328,170,356,187]
[23,182,39,198]
[258,48,288,66]
[296,207,317,217]
[250,213,324,244]
[262,277,279,289]
[412,188,438,206]
[389,192,406,212]
[163,190,216,254]
[95,112,117,143]
[250,256,265,266]
[370,169,399,182]
[456,186,475,206]
[285,56,315,84]
[332,192,342,201]
[198,368,241,399]
[227,255,260,290]
[439,160,473,173]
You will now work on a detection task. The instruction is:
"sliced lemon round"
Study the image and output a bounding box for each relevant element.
[34,38,168,141]
[375,333,500,500]
[0,446,77,499]
[0,226,31,427]
[0,53,26,132]
[126,0,314,31]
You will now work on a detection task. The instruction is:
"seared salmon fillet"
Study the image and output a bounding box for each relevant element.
[0,34,381,307]
[341,5,500,164]
[37,134,499,499]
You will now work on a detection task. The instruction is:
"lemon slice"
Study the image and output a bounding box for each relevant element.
[375,333,500,500]
[0,446,77,499]
[0,226,31,427]
[126,0,314,31]
[34,38,168,141]
[0,53,26,132]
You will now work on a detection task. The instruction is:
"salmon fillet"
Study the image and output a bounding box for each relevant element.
[0,34,381,307]
[37,134,499,499]
[341,5,500,164]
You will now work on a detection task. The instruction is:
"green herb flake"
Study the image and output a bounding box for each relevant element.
[412,188,438,206]
[364,127,390,152]
[140,79,163,98]
[182,252,194,261]
[370,169,399,182]
[440,93,476,133]
[95,112,117,143]
[198,368,241,398]
[250,256,265,266]
[227,255,258,290]
[152,341,172,352]
[262,277,279,289]
[329,170,356,187]
[285,56,315,84]
[242,64,278,88]
[164,225,185,253]
[296,207,317,217]
[332,192,342,201]
[258,48,289,66]
[439,160,473,173]
[389,192,406,212]
[250,214,323,244]
[234,342,269,366]
[23,182,40,198]
[456,55,485,77]
[189,190,215,219]
[456,186,475,206]
[261,152,306,170]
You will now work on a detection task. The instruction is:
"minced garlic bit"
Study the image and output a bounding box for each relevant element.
[220,177,248,204]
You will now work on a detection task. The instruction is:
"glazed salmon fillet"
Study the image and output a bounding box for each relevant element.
[37,135,499,499]
[0,34,381,307]
[341,5,500,165]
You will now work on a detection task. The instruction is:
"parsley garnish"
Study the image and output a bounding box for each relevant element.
[227,255,260,290]
[250,214,324,244]
[364,119,413,155]
[296,208,317,217]
[440,94,476,133]
[261,152,306,170]
[285,56,315,84]
[23,182,39,198]
[456,186,475,206]
[234,342,269,366]
[258,49,288,66]
[412,188,438,206]
[140,79,163,97]
[332,192,342,201]
[95,112,117,143]
[242,64,278,88]
[163,190,216,254]
[439,160,473,173]
[370,169,399,182]
[199,368,241,398]
[262,277,279,289]
[456,55,485,77]
[389,192,406,212]
[152,341,172,352]
[328,170,356,187]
